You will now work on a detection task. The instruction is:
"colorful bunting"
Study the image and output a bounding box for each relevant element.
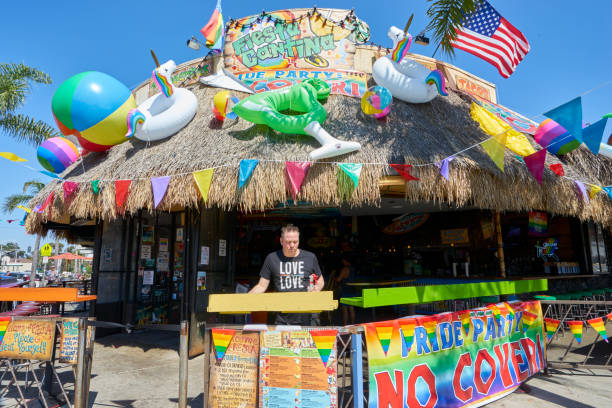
[91,180,101,195]
[337,163,362,189]
[17,205,31,213]
[549,163,564,177]
[604,187,612,201]
[193,169,214,203]
[374,323,394,356]
[238,159,259,188]
[588,184,603,199]
[582,117,608,155]
[534,119,581,155]
[543,97,583,143]
[587,317,608,343]
[470,103,535,156]
[309,329,337,367]
[567,320,583,343]
[0,152,27,162]
[459,311,471,336]
[0,317,10,345]
[151,176,171,208]
[39,192,55,213]
[114,180,131,213]
[398,319,416,351]
[574,180,589,203]
[63,181,78,200]
[607,312,612,321]
[19,212,27,226]
[481,132,507,172]
[285,161,311,198]
[544,318,560,340]
[420,317,438,348]
[524,149,546,185]
[211,328,235,362]
[521,310,538,331]
[389,164,419,182]
[435,156,455,181]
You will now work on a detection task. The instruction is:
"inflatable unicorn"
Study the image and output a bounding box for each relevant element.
[373,26,448,104]
[126,60,198,141]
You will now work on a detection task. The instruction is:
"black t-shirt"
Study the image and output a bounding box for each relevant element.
[260,250,322,292]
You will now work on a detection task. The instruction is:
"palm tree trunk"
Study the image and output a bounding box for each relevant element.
[30,234,41,286]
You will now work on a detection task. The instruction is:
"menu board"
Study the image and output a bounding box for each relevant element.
[259,330,337,408]
[208,332,260,408]
[59,318,79,363]
[0,319,55,361]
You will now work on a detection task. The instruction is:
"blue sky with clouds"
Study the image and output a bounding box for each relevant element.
[1,0,611,249]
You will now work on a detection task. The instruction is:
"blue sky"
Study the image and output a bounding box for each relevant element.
[2,0,611,250]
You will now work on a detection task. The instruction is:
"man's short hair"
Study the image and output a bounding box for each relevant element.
[281,224,300,237]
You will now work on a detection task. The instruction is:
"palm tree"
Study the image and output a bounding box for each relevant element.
[425,0,483,58]
[0,63,59,145]
[2,180,45,285]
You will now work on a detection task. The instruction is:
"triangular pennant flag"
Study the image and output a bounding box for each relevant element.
[420,317,438,348]
[33,203,42,214]
[435,156,455,181]
[549,163,564,177]
[604,187,612,201]
[115,180,131,213]
[91,180,101,195]
[398,319,416,351]
[7,220,16,224]
[574,180,589,203]
[39,192,55,213]
[0,152,27,162]
[337,163,363,189]
[544,97,583,142]
[309,329,337,367]
[544,318,560,340]
[481,132,507,171]
[607,312,612,321]
[151,176,171,208]
[39,170,63,179]
[588,184,603,199]
[0,317,10,345]
[488,303,502,322]
[193,169,214,203]
[567,320,583,343]
[19,212,27,226]
[521,310,538,331]
[63,181,78,200]
[238,159,259,189]
[211,328,235,362]
[17,205,31,213]
[285,161,311,198]
[389,164,419,182]
[587,317,608,343]
[459,311,471,336]
[374,324,394,356]
[582,118,608,155]
[524,149,547,185]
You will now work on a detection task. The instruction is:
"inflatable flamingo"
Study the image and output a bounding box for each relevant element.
[373,26,448,104]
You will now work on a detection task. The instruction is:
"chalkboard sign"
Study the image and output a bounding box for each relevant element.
[59,318,79,364]
[0,319,55,361]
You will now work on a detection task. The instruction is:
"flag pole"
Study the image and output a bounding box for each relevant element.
[150,49,160,68]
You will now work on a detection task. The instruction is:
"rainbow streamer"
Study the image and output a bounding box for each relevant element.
[391,33,412,62]
[398,319,416,351]
[200,0,224,50]
[425,70,448,96]
[125,109,146,138]
[522,311,538,331]
[587,318,609,343]
[152,69,173,97]
[567,320,583,343]
[459,311,471,336]
[0,317,10,346]
[544,318,560,340]
[375,324,394,356]
[211,328,235,362]
[309,329,337,367]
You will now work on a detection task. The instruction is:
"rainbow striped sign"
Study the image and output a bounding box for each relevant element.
[587,318,608,343]
[211,328,235,362]
[567,320,583,343]
[544,318,560,340]
[375,324,394,356]
[309,329,338,367]
[0,317,10,345]
[398,319,416,351]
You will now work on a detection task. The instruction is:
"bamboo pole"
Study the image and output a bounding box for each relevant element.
[495,212,506,278]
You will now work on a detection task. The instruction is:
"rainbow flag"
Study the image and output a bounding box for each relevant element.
[375,324,394,356]
[544,318,560,340]
[607,312,612,322]
[398,319,416,351]
[567,320,583,343]
[459,311,471,336]
[0,317,10,346]
[200,0,224,51]
[309,329,338,367]
[528,211,548,236]
[587,318,608,343]
[211,328,235,362]
[522,311,538,331]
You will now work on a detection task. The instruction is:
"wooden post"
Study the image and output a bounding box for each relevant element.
[179,321,189,408]
[495,212,506,278]
[74,318,88,408]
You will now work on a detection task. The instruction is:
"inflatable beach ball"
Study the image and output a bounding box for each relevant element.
[52,71,136,152]
[37,137,80,173]
[212,90,239,121]
[361,86,392,119]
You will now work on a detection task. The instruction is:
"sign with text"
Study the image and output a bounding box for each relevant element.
[363,301,545,408]
[0,319,55,361]
[59,318,79,363]
[441,228,470,245]
[472,94,538,135]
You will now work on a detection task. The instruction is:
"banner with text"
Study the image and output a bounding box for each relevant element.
[363,301,545,408]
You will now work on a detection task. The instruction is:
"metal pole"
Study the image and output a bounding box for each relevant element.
[179,320,189,408]
[74,318,88,408]
[351,333,364,408]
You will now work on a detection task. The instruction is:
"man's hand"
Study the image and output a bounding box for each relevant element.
[248,277,270,294]
[309,274,325,292]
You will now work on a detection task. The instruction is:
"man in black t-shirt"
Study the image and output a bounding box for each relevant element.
[248,224,324,325]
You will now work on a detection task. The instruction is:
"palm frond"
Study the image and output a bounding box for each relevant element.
[23,180,45,195]
[0,113,59,145]
[425,0,482,58]
[2,194,33,213]
[0,75,28,113]
[0,63,52,85]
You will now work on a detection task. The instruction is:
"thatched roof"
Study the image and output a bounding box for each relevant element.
[26,73,612,234]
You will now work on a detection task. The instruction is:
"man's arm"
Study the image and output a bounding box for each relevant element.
[248,277,270,294]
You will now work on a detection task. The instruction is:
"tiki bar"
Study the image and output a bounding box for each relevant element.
[23,6,611,408]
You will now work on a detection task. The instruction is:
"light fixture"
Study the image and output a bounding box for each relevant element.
[415,30,430,46]
[187,36,203,51]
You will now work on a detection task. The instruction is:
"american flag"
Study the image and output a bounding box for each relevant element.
[450,1,530,78]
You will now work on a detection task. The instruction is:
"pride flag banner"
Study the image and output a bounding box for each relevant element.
[567,320,583,343]
[211,328,235,362]
[375,324,394,356]
[544,318,560,340]
[399,319,416,352]
[363,301,545,408]
[587,318,608,343]
[309,329,338,367]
